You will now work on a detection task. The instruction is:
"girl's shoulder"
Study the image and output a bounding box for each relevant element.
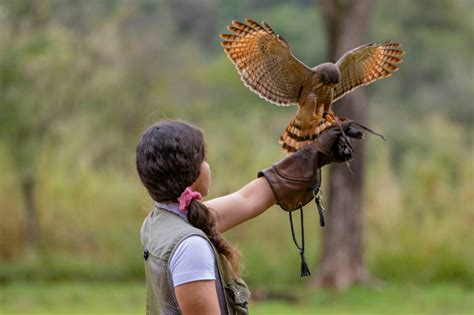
[141,208,207,258]
[170,235,217,286]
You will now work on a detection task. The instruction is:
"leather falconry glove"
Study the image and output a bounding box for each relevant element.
[258,120,362,212]
[258,120,362,277]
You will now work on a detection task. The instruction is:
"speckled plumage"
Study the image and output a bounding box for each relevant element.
[220,19,405,153]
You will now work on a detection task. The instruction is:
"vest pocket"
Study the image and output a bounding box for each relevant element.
[224,278,250,315]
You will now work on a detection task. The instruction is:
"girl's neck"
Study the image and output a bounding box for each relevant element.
[155,201,187,221]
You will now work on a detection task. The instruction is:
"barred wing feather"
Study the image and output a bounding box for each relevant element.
[220,19,313,106]
[333,41,405,102]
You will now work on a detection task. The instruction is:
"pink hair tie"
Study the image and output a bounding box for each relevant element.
[177,187,202,211]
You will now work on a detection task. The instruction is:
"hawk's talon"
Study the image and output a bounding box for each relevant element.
[323,112,337,124]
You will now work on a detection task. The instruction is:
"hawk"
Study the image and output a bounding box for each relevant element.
[220,19,405,153]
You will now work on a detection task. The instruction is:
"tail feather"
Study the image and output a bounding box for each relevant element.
[279,117,333,154]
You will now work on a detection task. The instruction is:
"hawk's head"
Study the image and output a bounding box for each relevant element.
[315,63,340,86]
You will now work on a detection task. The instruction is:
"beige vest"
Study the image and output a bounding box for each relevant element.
[140,208,250,315]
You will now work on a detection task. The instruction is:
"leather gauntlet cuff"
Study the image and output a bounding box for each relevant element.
[257,144,323,211]
[258,167,319,211]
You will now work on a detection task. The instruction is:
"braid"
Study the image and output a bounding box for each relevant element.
[187,200,240,276]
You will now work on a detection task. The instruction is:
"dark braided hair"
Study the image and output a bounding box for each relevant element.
[136,120,240,275]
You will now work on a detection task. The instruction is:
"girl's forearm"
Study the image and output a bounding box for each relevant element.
[205,177,276,233]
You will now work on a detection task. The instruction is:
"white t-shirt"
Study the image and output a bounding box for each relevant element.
[169,235,216,286]
[169,235,227,314]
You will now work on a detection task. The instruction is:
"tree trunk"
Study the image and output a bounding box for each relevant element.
[315,0,375,290]
[20,171,39,249]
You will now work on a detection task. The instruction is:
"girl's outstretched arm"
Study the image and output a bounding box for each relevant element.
[205,122,360,233]
[204,177,276,233]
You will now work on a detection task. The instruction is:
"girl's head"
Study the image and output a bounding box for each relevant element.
[136,120,239,275]
[136,120,210,201]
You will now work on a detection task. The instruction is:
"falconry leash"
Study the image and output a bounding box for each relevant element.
[288,169,324,277]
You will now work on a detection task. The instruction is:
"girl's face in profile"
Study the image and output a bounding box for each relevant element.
[190,161,211,197]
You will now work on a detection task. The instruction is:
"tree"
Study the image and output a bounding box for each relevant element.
[0,3,88,249]
[0,1,172,251]
[315,0,376,289]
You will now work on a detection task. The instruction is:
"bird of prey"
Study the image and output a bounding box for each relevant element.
[220,19,405,153]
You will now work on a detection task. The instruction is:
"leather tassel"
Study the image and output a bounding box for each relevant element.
[289,206,311,277]
[300,251,311,277]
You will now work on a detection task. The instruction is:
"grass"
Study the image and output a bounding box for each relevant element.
[1,281,473,315]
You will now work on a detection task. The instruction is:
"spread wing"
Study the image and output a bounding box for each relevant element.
[220,19,313,106]
[333,41,405,102]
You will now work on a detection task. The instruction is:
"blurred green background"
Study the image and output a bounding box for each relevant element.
[0,0,473,314]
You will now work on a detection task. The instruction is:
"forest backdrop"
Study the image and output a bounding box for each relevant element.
[0,0,473,312]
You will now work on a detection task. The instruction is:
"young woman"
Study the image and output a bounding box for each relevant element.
[136,119,358,315]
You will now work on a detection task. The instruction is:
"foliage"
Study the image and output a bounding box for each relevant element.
[1,282,473,315]
[0,0,473,290]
